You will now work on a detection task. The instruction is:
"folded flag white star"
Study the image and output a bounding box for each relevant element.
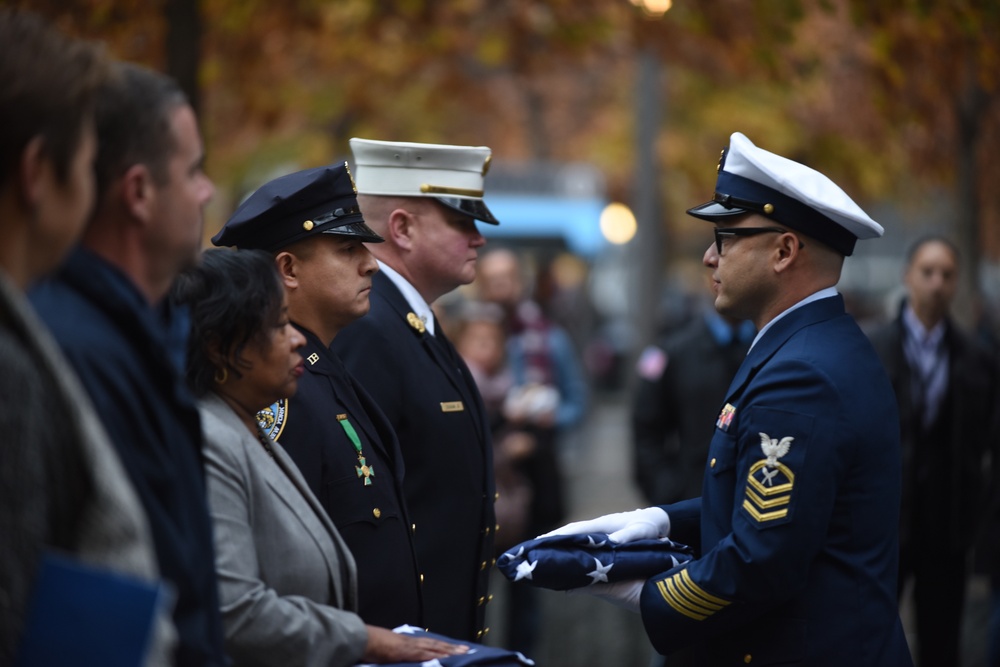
[497,532,694,591]
[355,626,535,666]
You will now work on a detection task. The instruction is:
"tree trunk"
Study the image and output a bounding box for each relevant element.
[164,0,201,115]
[953,56,984,330]
[631,46,665,354]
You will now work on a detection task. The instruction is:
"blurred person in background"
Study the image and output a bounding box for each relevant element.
[453,301,539,654]
[332,139,499,642]
[30,62,226,666]
[211,164,425,631]
[173,248,466,666]
[978,483,1000,667]
[451,301,531,530]
[475,247,588,656]
[632,273,754,507]
[0,11,171,664]
[867,235,1000,667]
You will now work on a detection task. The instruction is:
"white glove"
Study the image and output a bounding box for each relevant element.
[538,507,670,544]
[567,579,644,614]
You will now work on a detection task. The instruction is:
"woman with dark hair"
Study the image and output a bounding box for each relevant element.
[174,248,465,666]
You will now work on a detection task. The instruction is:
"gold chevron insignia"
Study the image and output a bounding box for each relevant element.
[743,459,795,523]
[655,568,730,621]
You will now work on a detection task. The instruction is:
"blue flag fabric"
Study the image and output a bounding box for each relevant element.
[356,625,535,666]
[497,533,695,591]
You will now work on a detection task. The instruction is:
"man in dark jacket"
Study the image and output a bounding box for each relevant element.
[30,63,226,666]
[544,132,912,666]
[631,299,754,506]
[332,139,499,641]
[868,235,1000,667]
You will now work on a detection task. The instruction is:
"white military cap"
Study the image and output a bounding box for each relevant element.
[687,132,882,255]
[349,138,499,225]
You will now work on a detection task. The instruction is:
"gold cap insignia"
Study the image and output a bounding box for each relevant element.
[344,161,357,194]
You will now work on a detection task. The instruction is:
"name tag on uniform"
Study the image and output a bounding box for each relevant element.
[440,401,465,412]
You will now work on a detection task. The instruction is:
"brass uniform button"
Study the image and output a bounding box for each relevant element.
[475,630,483,640]
[480,561,487,570]
[303,220,314,231]
[411,523,416,533]
[487,594,494,603]
[484,526,491,536]
[482,627,490,637]
[710,458,717,468]
[494,491,500,501]
[419,573,424,583]
[495,523,500,532]
[744,654,752,664]
[478,596,486,606]
[491,558,496,567]
[372,508,381,519]
[763,203,774,215]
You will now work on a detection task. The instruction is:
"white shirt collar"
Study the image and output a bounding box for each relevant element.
[749,286,839,352]
[902,303,945,350]
[376,260,435,335]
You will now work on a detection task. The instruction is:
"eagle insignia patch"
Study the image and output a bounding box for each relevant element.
[742,432,795,525]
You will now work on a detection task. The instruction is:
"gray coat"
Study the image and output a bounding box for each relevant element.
[199,394,368,667]
[0,270,171,664]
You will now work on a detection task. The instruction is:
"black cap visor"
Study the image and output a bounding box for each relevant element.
[686,200,752,221]
[435,196,500,225]
[320,220,384,243]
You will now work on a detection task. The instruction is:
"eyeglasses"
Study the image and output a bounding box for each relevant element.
[713,226,790,255]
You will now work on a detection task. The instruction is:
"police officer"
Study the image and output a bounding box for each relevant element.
[212,164,423,630]
[332,139,498,641]
[545,132,913,666]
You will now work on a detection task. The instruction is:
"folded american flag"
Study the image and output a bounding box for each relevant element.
[497,533,694,591]
[356,625,534,666]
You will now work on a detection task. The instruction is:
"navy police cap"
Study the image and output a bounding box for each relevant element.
[687,132,883,256]
[213,163,384,252]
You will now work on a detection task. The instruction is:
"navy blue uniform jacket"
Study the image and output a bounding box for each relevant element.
[639,295,912,666]
[264,324,423,629]
[30,248,227,666]
[332,272,495,641]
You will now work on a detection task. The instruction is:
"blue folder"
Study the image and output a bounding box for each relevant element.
[14,551,169,667]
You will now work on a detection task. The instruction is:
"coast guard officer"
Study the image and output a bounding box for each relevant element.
[546,132,913,666]
[332,139,498,641]
[212,164,424,630]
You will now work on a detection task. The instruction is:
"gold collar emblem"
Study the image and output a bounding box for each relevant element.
[406,312,426,334]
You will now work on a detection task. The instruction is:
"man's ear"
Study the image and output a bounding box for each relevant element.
[386,207,416,250]
[18,136,51,210]
[274,251,299,289]
[120,163,156,225]
[773,232,802,274]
